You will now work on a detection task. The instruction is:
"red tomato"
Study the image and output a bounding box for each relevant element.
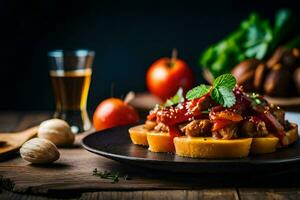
[93,98,139,131]
[146,57,194,101]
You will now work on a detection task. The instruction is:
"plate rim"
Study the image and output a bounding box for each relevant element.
[82,128,300,165]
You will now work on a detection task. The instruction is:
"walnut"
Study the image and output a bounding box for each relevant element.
[20,138,60,164]
[38,119,74,147]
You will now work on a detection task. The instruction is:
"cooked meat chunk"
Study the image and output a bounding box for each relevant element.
[181,119,212,137]
[240,117,269,137]
[269,104,285,125]
[256,121,269,137]
[144,120,157,130]
[154,123,169,132]
[284,120,292,131]
[212,124,238,139]
[178,122,189,130]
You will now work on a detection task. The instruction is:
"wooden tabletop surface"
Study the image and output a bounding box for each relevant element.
[1,112,300,200]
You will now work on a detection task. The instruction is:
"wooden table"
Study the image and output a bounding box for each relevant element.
[1,112,300,200]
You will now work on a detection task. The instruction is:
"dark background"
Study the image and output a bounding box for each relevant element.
[0,0,299,111]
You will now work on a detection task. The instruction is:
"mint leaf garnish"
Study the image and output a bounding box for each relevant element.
[164,88,184,107]
[213,74,236,90]
[186,74,237,108]
[186,84,211,100]
[217,86,236,107]
[211,87,221,103]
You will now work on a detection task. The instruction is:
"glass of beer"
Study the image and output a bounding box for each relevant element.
[48,50,95,133]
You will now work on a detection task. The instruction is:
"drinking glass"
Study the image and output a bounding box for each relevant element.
[48,49,95,133]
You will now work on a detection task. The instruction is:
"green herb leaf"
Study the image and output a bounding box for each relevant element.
[211,86,236,107]
[250,93,262,105]
[186,74,237,108]
[213,74,236,89]
[186,84,211,100]
[210,87,221,104]
[164,88,184,107]
[93,168,129,183]
[217,86,236,107]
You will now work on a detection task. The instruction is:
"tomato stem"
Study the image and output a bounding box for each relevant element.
[170,48,178,67]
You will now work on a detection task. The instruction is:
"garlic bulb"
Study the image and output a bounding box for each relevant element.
[20,138,60,164]
[38,119,75,147]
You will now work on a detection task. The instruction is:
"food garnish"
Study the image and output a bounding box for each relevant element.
[129,73,298,158]
[186,74,236,107]
[164,88,185,107]
[92,168,130,183]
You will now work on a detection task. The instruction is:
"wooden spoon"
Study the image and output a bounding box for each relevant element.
[0,126,38,158]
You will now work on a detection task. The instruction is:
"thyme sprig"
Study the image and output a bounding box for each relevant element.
[92,168,130,183]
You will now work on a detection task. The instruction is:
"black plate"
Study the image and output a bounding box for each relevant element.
[82,112,300,173]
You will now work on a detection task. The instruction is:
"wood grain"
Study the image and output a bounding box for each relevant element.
[0,188,239,200]
[0,112,50,159]
[80,189,239,200]
[239,188,300,200]
[1,148,242,194]
[1,112,300,200]
[0,126,38,157]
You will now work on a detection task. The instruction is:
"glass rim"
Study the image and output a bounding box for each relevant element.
[48,49,95,57]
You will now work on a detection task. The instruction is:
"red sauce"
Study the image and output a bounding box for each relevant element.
[147,95,211,137]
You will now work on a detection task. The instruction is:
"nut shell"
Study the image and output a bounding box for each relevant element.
[231,59,261,91]
[38,119,74,147]
[254,63,267,91]
[20,138,60,164]
[264,64,291,97]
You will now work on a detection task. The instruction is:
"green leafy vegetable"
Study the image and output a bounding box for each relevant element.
[200,9,294,78]
[164,88,185,106]
[186,74,236,108]
[274,9,291,34]
[186,85,211,100]
[242,13,273,59]
[271,9,293,51]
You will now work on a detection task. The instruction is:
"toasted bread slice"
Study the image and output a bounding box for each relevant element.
[129,123,298,158]
[285,123,298,146]
[251,123,298,154]
[147,132,175,153]
[251,135,279,154]
[128,125,148,146]
[174,136,252,158]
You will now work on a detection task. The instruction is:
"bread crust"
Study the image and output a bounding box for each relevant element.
[128,123,298,158]
[147,132,175,153]
[174,137,252,158]
[285,123,298,145]
[128,125,148,146]
[251,135,279,154]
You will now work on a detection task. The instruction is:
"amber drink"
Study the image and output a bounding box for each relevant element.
[48,50,95,133]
